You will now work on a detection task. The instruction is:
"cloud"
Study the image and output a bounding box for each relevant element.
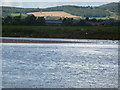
[2,2,13,6]
[1,0,23,2]
[1,0,119,2]
[1,0,119,8]
[14,2,23,7]
[2,1,23,7]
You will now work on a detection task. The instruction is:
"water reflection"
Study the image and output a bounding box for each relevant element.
[2,42,118,88]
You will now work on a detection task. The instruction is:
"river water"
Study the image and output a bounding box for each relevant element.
[1,38,119,88]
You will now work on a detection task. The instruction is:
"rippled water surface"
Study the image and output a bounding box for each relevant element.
[2,41,118,88]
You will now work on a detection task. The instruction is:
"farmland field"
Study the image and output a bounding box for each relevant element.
[27,11,80,18]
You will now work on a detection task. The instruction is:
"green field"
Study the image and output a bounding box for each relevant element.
[88,16,119,20]
[89,17,110,20]
[2,25,119,40]
[11,13,27,17]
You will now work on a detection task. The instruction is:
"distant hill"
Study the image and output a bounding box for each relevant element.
[99,2,120,15]
[1,6,41,17]
[43,5,110,17]
[1,2,119,18]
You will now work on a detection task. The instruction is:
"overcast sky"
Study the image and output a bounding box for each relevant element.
[1,0,119,8]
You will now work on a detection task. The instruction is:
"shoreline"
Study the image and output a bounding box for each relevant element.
[0,39,94,43]
[1,36,119,41]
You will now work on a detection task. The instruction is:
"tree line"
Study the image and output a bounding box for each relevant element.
[2,14,46,25]
[1,14,120,26]
[2,15,92,26]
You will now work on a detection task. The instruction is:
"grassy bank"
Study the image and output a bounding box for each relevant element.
[2,25,119,40]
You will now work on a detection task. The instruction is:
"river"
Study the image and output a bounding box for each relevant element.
[1,37,118,88]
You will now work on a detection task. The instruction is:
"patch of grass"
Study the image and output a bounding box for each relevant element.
[88,16,120,20]
[2,25,119,40]
[89,17,110,20]
[11,13,27,17]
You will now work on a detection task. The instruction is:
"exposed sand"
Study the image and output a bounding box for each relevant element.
[0,39,93,43]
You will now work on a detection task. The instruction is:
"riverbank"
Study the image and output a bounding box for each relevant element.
[0,39,93,43]
[2,25,119,40]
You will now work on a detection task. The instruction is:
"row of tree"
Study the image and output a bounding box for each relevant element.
[62,18,91,26]
[2,14,119,26]
[2,15,90,26]
[2,14,46,25]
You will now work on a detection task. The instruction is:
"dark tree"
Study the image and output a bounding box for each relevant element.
[62,18,73,26]
[4,16,12,25]
[24,15,36,25]
[1,17,4,25]
[90,18,97,22]
[12,16,21,25]
[36,17,46,25]
[85,17,89,21]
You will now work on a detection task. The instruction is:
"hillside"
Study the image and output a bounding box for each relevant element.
[1,2,119,18]
[1,6,41,17]
[44,5,110,17]
[99,2,119,13]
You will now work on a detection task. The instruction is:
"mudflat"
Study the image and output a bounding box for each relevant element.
[0,39,93,43]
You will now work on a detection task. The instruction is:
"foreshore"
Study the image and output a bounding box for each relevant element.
[0,39,93,43]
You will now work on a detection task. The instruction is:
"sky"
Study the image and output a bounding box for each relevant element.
[1,0,119,8]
